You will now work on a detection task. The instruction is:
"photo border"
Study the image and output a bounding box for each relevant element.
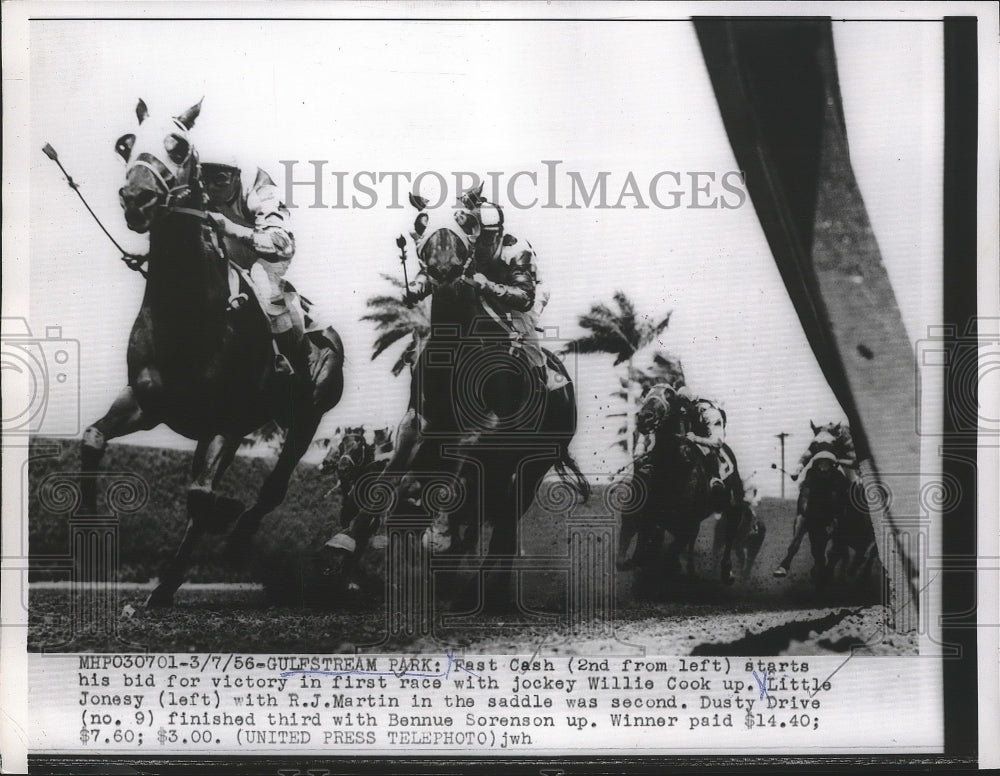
[2,1,996,772]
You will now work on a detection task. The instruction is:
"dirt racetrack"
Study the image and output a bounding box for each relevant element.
[26,439,913,656]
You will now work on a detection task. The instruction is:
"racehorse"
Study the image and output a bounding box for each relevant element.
[712,474,766,580]
[828,479,878,583]
[318,426,392,528]
[324,188,589,611]
[773,422,869,586]
[81,99,344,607]
[782,453,850,587]
[615,384,746,589]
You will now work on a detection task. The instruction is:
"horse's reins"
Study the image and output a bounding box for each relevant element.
[44,142,211,279]
[43,143,150,278]
[414,208,534,352]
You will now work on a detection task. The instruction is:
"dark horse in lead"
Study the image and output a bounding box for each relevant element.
[80,99,344,606]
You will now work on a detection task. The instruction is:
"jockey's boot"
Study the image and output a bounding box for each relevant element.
[706,457,728,511]
[710,477,727,506]
[272,329,297,377]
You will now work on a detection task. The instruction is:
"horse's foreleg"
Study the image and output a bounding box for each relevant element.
[480,477,519,614]
[718,511,737,586]
[226,412,322,563]
[774,513,807,578]
[81,386,157,514]
[807,525,832,589]
[146,434,240,608]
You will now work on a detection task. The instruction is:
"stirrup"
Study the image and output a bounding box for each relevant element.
[274,353,294,376]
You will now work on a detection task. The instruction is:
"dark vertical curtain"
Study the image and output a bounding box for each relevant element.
[695,18,927,631]
[694,18,870,460]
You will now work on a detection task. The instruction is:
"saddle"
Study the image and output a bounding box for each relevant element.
[224,262,330,341]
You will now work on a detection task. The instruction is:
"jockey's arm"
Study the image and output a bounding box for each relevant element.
[405,273,433,306]
[687,411,725,450]
[790,443,816,479]
[478,240,537,312]
[246,170,295,262]
[209,169,295,262]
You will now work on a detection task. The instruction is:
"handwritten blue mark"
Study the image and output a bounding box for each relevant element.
[279,650,480,681]
[751,670,768,700]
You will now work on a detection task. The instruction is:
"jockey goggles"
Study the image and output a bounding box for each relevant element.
[202,166,238,188]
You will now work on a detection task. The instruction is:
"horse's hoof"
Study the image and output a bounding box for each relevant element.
[144,589,174,609]
[772,566,788,578]
[615,556,636,571]
[722,571,736,586]
[317,545,350,578]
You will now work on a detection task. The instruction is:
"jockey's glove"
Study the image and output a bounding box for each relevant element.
[208,212,253,244]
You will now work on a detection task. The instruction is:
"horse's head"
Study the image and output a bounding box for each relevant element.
[319,426,373,490]
[636,383,683,436]
[115,98,202,233]
[409,181,502,285]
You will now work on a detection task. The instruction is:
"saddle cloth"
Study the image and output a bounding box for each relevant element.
[226,262,329,338]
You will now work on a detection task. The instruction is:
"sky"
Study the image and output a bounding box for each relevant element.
[20,17,942,496]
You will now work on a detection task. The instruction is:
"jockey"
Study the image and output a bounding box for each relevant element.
[199,150,297,375]
[406,194,549,396]
[789,422,857,482]
[773,421,857,579]
[677,386,728,504]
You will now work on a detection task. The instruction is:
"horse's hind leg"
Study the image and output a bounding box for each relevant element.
[744,521,766,579]
[146,434,240,608]
[81,386,157,514]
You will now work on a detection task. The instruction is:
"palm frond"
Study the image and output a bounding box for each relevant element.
[371,328,414,360]
[612,291,639,348]
[363,294,409,310]
[612,290,636,321]
[360,309,409,327]
[377,273,406,289]
[392,338,418,377]
[563,332,628,356]
[652,311,673,337]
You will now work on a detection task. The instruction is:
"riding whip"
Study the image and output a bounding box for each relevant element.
[42,143,147,277]
[396,234,411,301]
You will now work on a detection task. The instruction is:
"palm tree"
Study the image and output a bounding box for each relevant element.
[361,274,431,376]
[564,290,673,366]
[609,350,686,453]
[563,291,678,456]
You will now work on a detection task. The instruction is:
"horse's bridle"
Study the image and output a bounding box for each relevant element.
[414,206,504,278]
[130,152,206,217]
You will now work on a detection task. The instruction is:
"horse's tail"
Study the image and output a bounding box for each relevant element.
[554,445,591,503]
